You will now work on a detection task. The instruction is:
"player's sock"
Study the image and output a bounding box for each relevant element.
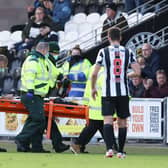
[103,124,115,150]
[118,127,127,153]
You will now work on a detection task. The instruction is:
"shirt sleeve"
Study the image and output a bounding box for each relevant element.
[95,49,104,66]
[128,49,136,64]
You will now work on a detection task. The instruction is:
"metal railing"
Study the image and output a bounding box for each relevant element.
[61,0,168,51]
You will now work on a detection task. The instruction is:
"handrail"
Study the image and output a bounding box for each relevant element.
[60,0,168,51]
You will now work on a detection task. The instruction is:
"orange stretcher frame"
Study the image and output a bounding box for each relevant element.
[0,98,89,139]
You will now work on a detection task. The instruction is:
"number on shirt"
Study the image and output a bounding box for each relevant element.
[113,58,122,76]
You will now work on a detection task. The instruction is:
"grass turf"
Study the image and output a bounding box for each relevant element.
[0,142,168,168]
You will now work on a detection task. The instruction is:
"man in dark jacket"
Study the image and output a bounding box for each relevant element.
[101,3,128,42]
[141,43,160,80]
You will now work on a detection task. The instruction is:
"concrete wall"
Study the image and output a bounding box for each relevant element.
[0,0,33,31]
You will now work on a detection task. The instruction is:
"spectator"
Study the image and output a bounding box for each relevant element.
[0,54,8,78]
[19,7,60,50]
[141,43,160,80]
[101,3,128,41]
[125,0,144,13]
[27,0,54,18]
[129,76,145,98]
[137,56,145,69]
[52,0,72,30]
[144,69,168,98]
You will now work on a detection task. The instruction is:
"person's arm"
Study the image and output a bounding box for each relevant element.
[91,64,101,100]
[22,20,32,41]
[127,63,141,78]
[117,15,128,31]
[23,59,38,93]
[127,49,141,78]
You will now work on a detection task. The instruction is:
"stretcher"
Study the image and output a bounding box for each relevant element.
[0,98,89,139]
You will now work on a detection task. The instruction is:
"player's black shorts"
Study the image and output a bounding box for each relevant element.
[101,96,130,119]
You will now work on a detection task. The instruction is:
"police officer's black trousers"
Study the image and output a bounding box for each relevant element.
[15,94,45,150]
[76,119,104,146]
[45,117,63,150]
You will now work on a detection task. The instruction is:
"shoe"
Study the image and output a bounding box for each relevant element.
[54,143,70,153]
[105,149,114,158]
[80,146,89,153]
[70,144,80,154]
[31,149,51,153]
[117,152,126,159]
[80,149,89,153]
[0,147,7,152]
[15,139,28,152]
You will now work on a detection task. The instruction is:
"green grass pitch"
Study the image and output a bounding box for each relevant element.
[0,142,168,168]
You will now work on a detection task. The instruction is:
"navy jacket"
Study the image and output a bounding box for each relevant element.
[142,51,160,79]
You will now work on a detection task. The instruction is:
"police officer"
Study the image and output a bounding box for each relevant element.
[15,42,56,153]
[70,65,118,154]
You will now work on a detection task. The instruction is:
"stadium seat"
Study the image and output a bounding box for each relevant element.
[0,31,11,47]
[127,12,143,28]
[10,31,22,44]
[86,13,100,25]
[78,23,92,35]
[64,22,78,33]
[64,31,79,50]
[73,13,87,24]
[0,31,11,42]
[58,31,65,42]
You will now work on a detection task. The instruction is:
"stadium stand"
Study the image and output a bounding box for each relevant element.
[0,0,168,96]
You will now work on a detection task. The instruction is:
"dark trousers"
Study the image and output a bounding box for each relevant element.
[15,94,45,150]
[45,117,63,150]
[76,119,104,146]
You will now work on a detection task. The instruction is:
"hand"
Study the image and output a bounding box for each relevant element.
[92,88,98,100]
[26,92,34,99]
[143,78,153,90]
[25,38,30,43]
[40,27,50,36]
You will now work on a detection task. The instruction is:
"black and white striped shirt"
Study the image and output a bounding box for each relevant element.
[95,45,136,97]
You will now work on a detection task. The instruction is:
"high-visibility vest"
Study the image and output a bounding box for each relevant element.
[83,65,104,120]
[83,65,117,120]
[20,51,53,97]
[61,59,91,97]
[46,57,60,89]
